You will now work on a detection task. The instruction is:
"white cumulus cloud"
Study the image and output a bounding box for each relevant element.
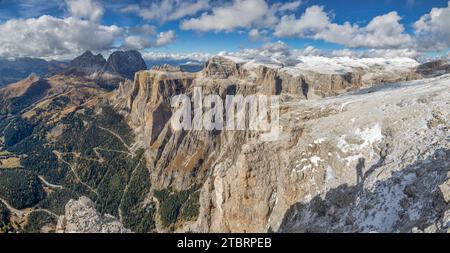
[275,0,302,12]
[0,15,121,58]
[120,24,157,50]
[65,0,104,22]
[274,5,330,37]
[155,30,176,47]
[248,29,270,41]
[122,0,209,23]
[129,24,156,36]
[274,5,414,49]
[181,0,269,32]
[122,35,151,50]
[414,1,450,51]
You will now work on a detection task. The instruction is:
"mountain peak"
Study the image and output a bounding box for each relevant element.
[80,50,93,56]
[103,50,147,79]
[63,50,147,82]
[66,51,106,76]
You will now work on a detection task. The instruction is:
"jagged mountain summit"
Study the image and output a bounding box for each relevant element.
[0,54,449,233]
[65,51,107,76]
[103,50,147,79]
[64,50,147,81]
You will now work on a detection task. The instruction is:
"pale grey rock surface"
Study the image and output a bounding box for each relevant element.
[56,196,131,233]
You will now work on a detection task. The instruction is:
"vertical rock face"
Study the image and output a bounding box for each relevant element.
[65,51,107,76]
[300,71,364,98]
[114,69,195,146]
[253,66,282,95]
[56,197,130,233]
[103,50,147,79]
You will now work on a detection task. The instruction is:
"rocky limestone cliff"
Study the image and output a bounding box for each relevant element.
[199,56,422,99]
[108,56,450,232]
[56,196,130,233]
[193,74,450,233]
[114,69,195,146]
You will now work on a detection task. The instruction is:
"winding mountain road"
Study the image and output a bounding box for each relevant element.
[38,176,64,189]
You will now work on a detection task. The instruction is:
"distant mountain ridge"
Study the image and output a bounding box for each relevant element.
[0,50,148,89]
[65,50,147,80]
[146,59,204,73]
[0,58,67,88]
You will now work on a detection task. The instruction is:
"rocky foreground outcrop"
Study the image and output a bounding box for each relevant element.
[56,197,130,233]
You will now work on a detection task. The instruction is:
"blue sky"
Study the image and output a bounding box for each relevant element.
[0,0,449,60]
